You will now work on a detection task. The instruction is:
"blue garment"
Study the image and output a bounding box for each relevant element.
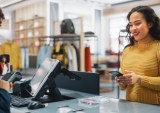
[0,89,11,113]
[21,48,29,69]
[37,45,52,67]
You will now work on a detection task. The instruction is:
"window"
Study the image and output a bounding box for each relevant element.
[109,14,128,53]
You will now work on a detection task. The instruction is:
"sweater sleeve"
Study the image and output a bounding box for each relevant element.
[140,76,160,91]
[0,89,11,113]
[140,42,160,91]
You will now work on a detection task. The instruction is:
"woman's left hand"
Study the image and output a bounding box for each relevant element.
[124,70,141,85]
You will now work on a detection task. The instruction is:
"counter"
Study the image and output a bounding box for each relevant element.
[11,89,160,113]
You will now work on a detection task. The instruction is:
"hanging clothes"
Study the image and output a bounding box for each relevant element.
[85,46,92,72]
[67,43,78,71]
[37,44,52,68]
[21,47,29,69]
[71,43,80,71]
[51,43,69,69]
[0,41,22,70]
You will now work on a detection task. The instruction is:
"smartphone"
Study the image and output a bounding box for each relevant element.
[109,71,123,77]
[1,71,22,82]
[116,72,123,77]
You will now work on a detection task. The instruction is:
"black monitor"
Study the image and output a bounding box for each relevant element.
[26,58,61,102]
[55,71,99,95]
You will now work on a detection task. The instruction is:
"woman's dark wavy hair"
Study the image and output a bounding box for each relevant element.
[126,5,160,47]
[0,8,5,26]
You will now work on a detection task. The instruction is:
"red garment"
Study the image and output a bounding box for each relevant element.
[0,62,9,76]
[85,46,92,72]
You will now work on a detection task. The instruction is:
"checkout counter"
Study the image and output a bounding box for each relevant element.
[11,88,160,113]
[7,58,160,113]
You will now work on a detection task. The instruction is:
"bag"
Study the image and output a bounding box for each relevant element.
[61,19,75,34]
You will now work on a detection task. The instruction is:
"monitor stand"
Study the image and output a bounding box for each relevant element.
[32,68,80,103]
[32,79,64,103]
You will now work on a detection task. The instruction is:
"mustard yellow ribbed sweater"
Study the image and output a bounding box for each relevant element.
[120,40,160,104]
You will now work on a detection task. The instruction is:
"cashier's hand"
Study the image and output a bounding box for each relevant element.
[123,70,141,85]
[0,80,13,91]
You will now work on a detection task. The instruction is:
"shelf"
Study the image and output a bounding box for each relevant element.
[41,34,80,38]
[15,29,28,32]
[15,17,45,23]
[15,18,45,36]
[84,34,97,37]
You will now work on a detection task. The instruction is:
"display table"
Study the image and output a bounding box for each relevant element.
[11,89,160,113]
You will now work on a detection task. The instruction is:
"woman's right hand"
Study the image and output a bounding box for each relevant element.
[115,76,126,85]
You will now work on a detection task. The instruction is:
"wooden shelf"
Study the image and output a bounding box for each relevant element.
[15,17,46,55]
[41,34,80,38]
[84,34,97,37]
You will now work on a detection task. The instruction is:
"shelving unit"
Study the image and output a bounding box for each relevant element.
[15,17,45,38]
[15,17,46,55]
[14,17,98,72]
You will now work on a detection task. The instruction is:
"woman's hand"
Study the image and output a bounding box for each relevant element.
[115,70,141,85]
[124,70,141,85]
[0,80,12,91]
[115,76,126,85]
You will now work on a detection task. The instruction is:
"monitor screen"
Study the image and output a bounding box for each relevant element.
[27,58,61,98]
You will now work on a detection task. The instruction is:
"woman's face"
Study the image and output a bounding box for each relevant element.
[129,12,152,43]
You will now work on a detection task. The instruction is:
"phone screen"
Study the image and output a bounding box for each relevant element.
[109,71,123,77]
[116,72,123,77]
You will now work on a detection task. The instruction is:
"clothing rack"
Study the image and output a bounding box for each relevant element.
[39,34,82,71]
[38,17,85,71]
[39,32,98,72]
[117,29,128,99]
[84,35,99,68]
[10,17,98,72]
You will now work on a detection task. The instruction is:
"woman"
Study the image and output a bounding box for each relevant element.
[116,5,160,104]
[0,7,11,113]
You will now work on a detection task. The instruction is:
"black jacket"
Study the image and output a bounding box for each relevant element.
[0,89,11,113]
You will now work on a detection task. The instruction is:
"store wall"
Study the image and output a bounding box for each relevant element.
[0,10,12,43]
[152,5,160,17]
[61,1,104,54]
[15,1,46,21]
[61,1,97,32]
